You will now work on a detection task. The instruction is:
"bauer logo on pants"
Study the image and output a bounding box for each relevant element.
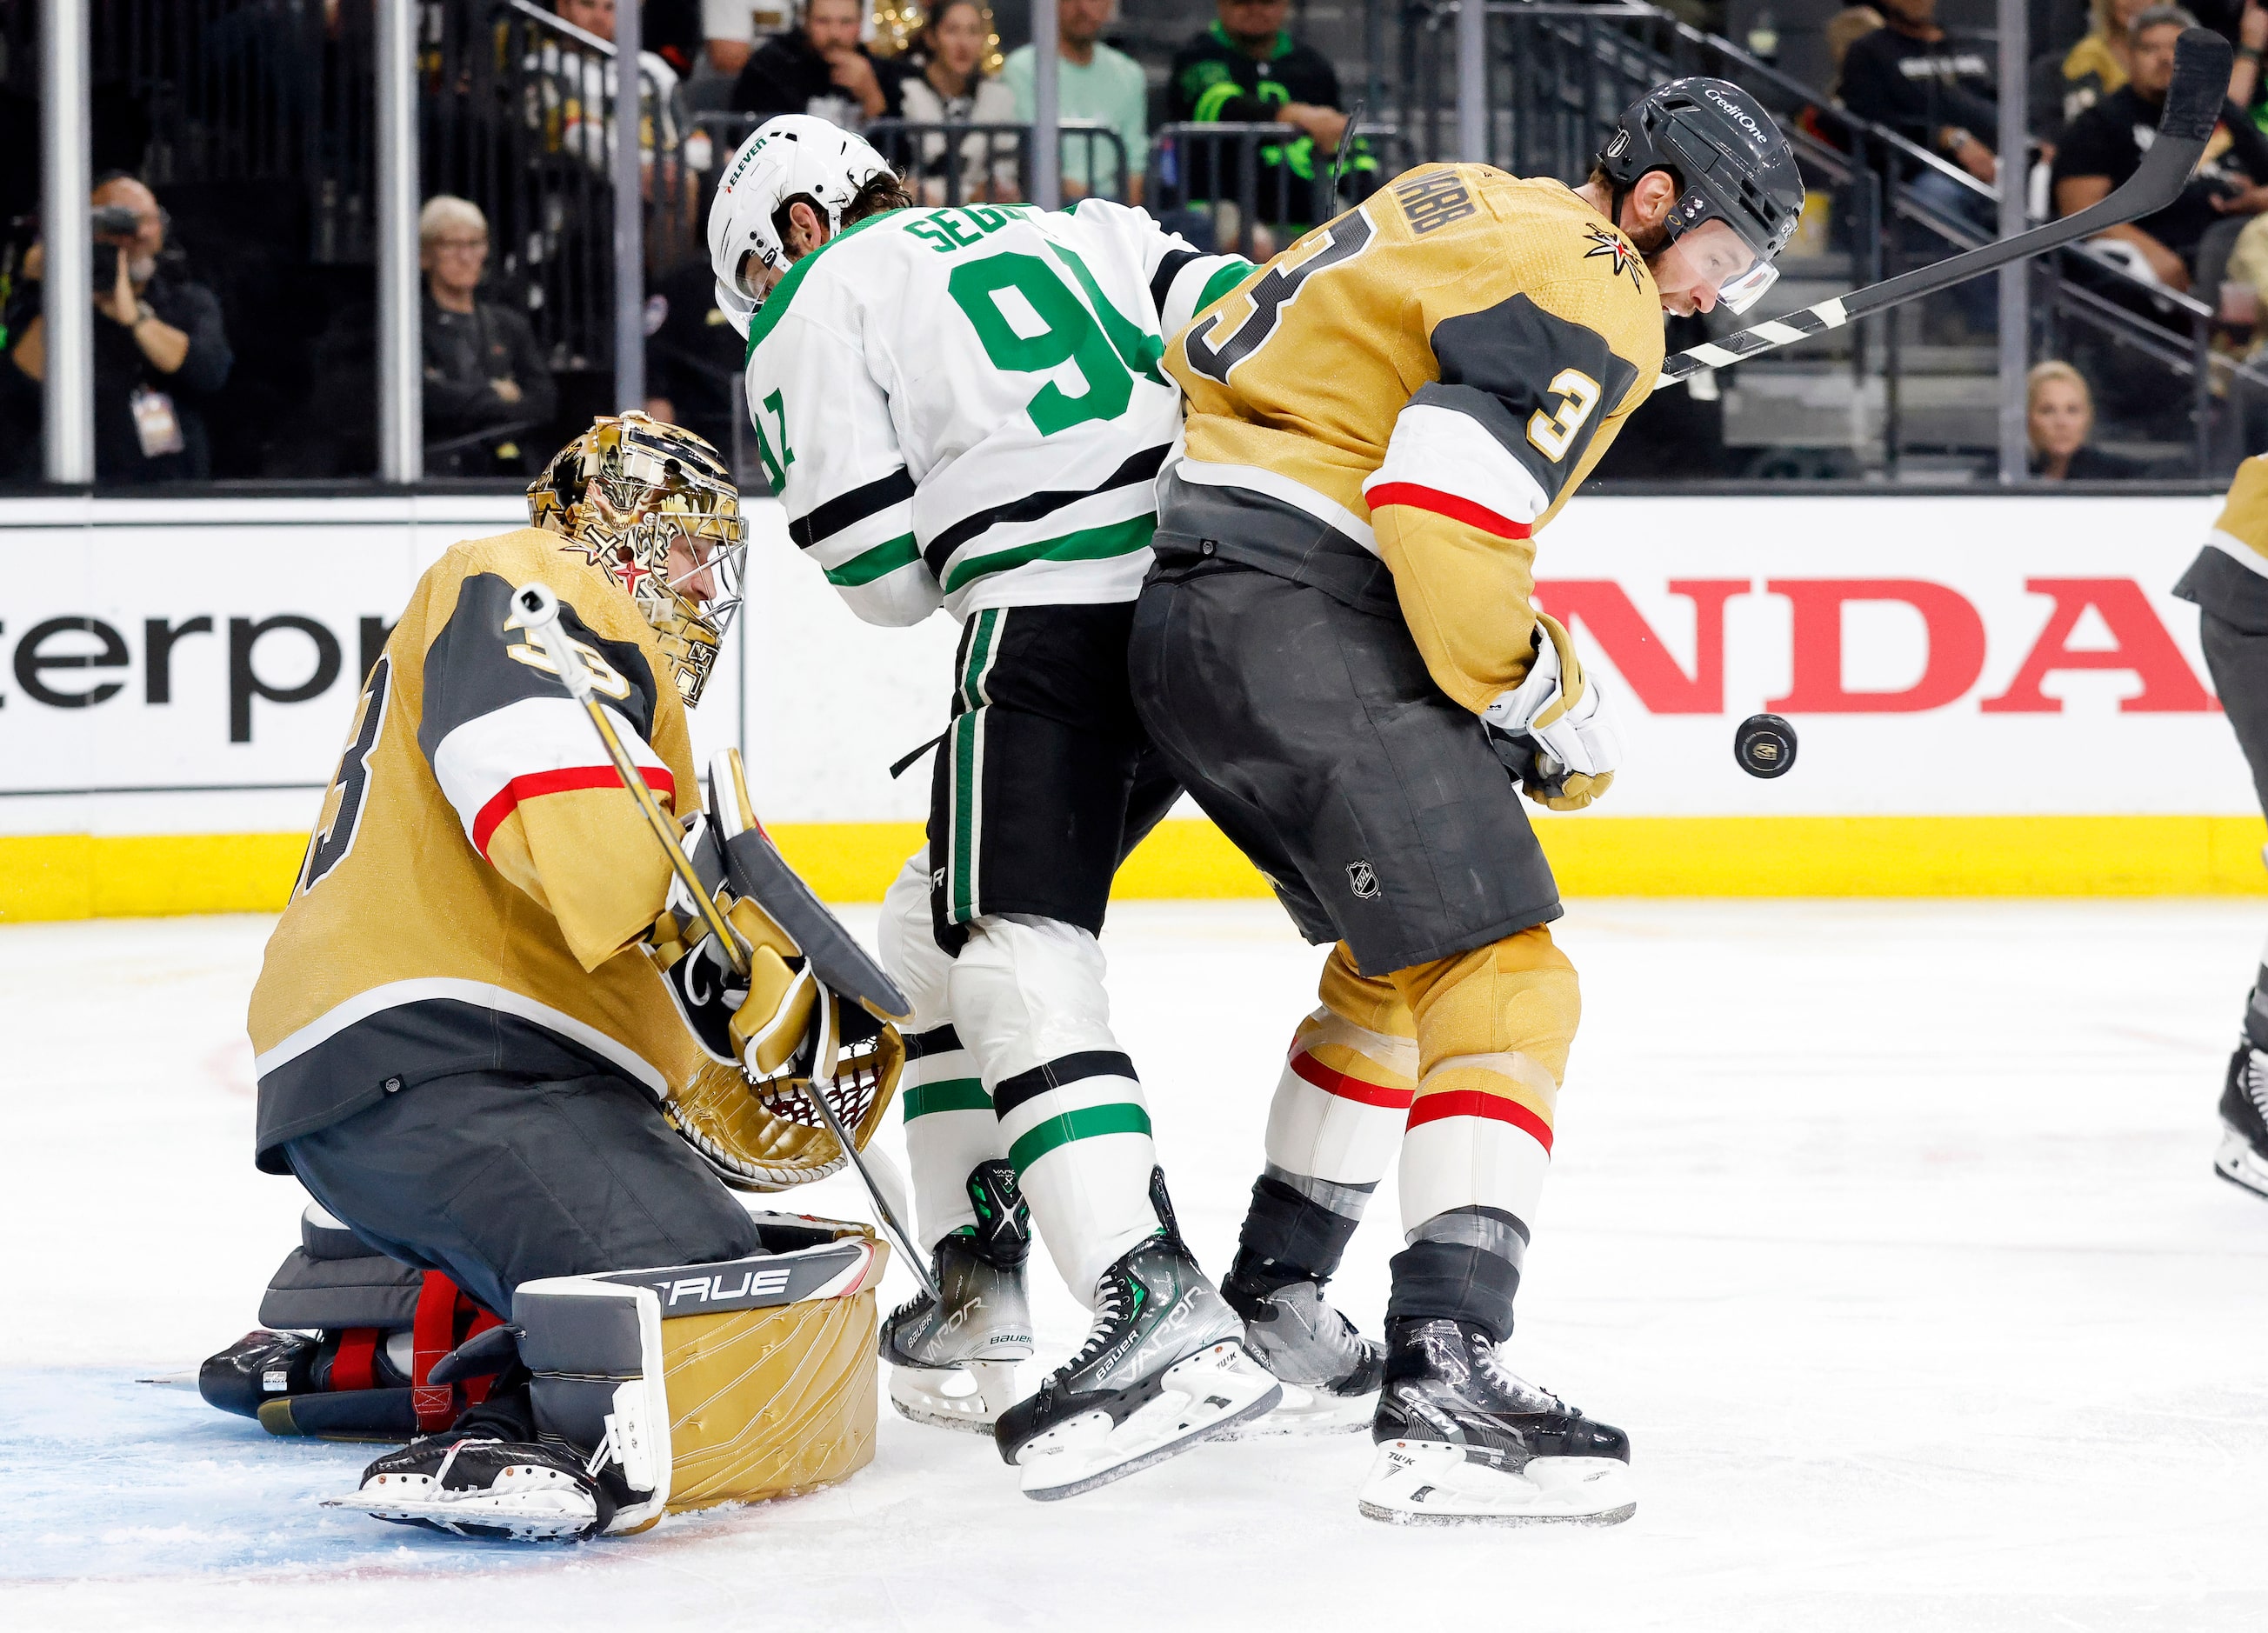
[1346,861,1381,899]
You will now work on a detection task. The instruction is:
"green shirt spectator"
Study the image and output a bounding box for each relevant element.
[1002,0,1149,203]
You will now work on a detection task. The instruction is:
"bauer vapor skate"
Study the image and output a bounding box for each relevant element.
[2216,1043,2268,1200]
[1219,1264,1384,1437]
[879,1160,1035,1432]
[997,1174,1280,1499]
[1357,1318,1634,1526]
[332,1433,614,1542]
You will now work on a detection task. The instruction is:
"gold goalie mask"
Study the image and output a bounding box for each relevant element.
[529,411,748,707]
[650,750,908,1190]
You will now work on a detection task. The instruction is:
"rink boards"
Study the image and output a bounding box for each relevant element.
[2,490,2261,919]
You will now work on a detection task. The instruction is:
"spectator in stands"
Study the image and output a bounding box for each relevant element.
[1825,6,1886,102]
[644,258,745,463]
[2026,360,2145,477]
[1004,0,1151,204]
[2061,0,2153,129]
[900,0,1018,204]
[2054,5,2268,294]
[701,3,792,77]
[534,0,690,192]
[1170,0,1357,244]
[1839,0,2001,197]
[419,197,555,477]
[0,173,232,484]
[732,0,901,127]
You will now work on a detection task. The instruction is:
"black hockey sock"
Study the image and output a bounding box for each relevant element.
[1383,1208,1531,1345]
[447,1370,538,1443]
[1224,1172,1366,1308]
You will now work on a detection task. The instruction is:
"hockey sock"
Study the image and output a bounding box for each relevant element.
[951,913,1160,1305]
[899,1023,1004,1250]
[1384,925,1578,1343]
[1232,944,1418,1292]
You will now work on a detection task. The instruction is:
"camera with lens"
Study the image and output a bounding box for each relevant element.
[90,203,138,289]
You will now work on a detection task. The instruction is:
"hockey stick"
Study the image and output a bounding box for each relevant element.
[1653,28,2232,391]
[510,583,943,1303]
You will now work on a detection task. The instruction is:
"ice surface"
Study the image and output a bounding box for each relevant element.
[4,901,2266,1630]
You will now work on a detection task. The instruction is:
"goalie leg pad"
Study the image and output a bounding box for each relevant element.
[516,1221,885,1534]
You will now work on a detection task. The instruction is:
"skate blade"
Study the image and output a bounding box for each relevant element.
[1356,1438,1637,1527]
[889,1360,1025,1434]
[324,1489,599,1542]
[2214,1124,2268,1199]
[1017,1342,1284,1502]
[1215,1378,1377,1440]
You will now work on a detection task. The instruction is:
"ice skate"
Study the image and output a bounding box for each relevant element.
[330,1433,614,1542]
[1218,1270,1384,1437]
[2217,1043,2268,1200]
[995,1234,1281,1500]
[1357,1318,1633,1526]
[879,1159,1035,1432]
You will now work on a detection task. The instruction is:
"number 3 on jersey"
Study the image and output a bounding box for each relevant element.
[1526,369,1601,463]
[297,655,390,897]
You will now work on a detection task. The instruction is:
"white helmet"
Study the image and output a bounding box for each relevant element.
[708,115,894,336]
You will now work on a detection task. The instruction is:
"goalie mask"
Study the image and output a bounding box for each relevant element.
[528,412,748,707]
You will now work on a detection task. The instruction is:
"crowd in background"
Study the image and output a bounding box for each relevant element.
[14,0,2268,488]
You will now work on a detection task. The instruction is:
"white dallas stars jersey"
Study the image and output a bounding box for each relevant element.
[743,199,1248,624]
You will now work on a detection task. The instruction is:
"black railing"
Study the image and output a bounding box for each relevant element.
[1147,123,1411,257]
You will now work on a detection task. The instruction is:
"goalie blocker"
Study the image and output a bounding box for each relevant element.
[342,1214,890,1539]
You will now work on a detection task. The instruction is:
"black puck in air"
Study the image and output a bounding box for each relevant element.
[1734,714,1798,778]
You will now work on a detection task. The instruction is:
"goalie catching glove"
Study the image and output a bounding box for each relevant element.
[1480,612,1622,812]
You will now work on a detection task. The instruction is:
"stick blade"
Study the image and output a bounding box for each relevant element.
[2164,29,2234,143]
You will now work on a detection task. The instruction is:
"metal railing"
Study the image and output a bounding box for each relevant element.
[1147,123,1411,257]
[1391,0,2268,479]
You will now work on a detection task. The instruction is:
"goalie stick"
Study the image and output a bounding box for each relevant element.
[509,581,942,1303]
[1653,27,2232,391]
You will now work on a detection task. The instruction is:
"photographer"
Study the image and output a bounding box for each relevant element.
[0,174,232,483]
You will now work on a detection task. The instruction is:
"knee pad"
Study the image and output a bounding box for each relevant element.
[517,1215,886,1534]
[949,913,1117,1080]
[878,847,955,1030]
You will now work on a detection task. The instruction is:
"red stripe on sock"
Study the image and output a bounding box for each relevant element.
[471,764,675,856]
[1364,482,1531,540]
[1405,1089,1554,1152]
[1289,1048,1416,1110]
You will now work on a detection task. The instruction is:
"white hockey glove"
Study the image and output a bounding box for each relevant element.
[1479,612,1622,812]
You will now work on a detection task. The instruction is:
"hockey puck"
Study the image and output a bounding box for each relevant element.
[1734,714,1798,778]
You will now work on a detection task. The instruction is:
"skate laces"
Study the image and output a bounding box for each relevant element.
[2245,1048,2268,1116]
[1475,1343,1570,1415]
[1063,1275,1132,1374]
[432,1436,504,1488]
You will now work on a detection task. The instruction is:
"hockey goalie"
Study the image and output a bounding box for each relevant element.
[216,414,907,1541]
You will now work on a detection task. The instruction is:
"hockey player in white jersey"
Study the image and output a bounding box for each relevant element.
[708,117,1280,1497]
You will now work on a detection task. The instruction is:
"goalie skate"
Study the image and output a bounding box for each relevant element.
[2215,1044,2268,1201]
[328,1435,614,1542]
[1218,1277,1383,1439]
[880,1161,1035,1432]
[1356,1319,1634,1527]
[996,1236,1281,1500]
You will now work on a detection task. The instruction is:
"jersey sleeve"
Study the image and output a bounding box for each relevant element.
[750,310,941,628]
[414,570,676,970]
[1363,282,1651,715]
[1065,197,1253,337]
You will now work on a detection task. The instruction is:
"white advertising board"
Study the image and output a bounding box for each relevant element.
[0,491,2251,842]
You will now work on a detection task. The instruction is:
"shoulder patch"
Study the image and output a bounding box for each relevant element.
[1582,225,1644,290]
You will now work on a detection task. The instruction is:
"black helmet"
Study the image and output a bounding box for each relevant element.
[1598,77,1804,312]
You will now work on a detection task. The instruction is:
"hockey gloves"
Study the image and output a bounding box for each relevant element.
[1480,612,1622,812]
[650,850,824,1083]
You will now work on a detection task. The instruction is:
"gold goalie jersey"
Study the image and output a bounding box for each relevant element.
[1163,163,1665,710]
[247,528,698,1172]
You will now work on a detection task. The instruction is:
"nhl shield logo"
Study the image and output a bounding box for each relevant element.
[1346,860,1381,900]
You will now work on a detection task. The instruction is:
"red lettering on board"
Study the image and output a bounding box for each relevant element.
[1978,578,2217,713]
[1764,579,1986,713]
[1532,580,1747,714]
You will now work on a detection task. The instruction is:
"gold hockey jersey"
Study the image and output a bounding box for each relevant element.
[2176,452,2268,630]
[1162,163,1665,710]
[247,528,699,1172]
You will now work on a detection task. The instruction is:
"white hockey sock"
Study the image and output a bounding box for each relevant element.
[1263,1005,1419,1215]
[950,913,1159,1304]
[877,848,1005,1251]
